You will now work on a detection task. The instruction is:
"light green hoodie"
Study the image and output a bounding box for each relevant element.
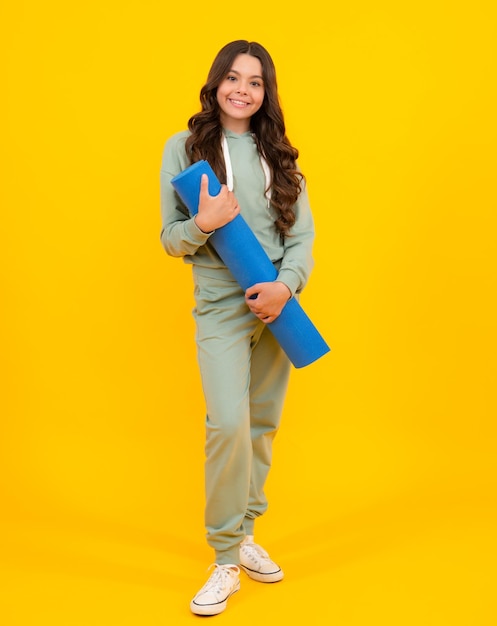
[160,129,315,296]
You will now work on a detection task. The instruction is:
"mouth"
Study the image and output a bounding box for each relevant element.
[228,98,250,108]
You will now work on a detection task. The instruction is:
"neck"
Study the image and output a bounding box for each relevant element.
[220,117,250,135]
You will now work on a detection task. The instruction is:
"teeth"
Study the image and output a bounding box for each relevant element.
[230,99,248,106]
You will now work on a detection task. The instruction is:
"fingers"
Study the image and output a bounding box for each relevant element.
[226,194,240,221]
[200,175,231,201]
[245,282,287,323]
[197,175,240,230]
[199,173,209,198]
[245,284,261,300]
[245,286,270,321]
[199,175,228,200]
[260,314,274,324]
[255,311,275,324]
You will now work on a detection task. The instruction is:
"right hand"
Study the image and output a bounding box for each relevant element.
[194,174,240,233]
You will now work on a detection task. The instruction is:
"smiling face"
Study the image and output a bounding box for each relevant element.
[216,53,265,134]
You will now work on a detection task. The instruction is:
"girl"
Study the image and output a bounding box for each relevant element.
[160,40,315,616]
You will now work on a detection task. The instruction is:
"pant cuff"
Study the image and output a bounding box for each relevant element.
[215,547,241,565]
[243,516,255,536]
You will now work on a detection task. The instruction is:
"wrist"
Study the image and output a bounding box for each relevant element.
[275,281,292,300]
[194,215,213,234]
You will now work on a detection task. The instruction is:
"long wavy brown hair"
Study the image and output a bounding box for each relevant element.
[185,40,304,238]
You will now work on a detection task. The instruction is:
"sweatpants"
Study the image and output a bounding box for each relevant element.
[192,266,291,565]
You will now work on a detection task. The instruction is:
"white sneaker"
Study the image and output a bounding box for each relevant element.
[239,536,284,583]
[190,564,241,616]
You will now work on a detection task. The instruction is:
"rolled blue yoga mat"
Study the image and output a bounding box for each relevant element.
[171,160,330,368]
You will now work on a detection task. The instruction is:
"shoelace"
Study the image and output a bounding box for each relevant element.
[199,564,239,594]
[241,542,272,563]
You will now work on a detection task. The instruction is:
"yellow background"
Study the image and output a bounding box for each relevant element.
[1,1,496,624]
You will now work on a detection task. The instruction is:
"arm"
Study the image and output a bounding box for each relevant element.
[160,133,240,257]
[276,178,315,296]
[245,178,315,324]
[160,133,209,257]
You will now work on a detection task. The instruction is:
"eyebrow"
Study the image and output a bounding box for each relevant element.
[228,69,264,81]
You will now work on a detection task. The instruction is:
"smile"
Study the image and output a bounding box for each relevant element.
[228,99,249,107]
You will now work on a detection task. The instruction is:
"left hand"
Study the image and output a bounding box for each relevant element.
[245,281,292,324]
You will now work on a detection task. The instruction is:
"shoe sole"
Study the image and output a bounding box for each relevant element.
[240,565,284,583]
[190,581,241,616]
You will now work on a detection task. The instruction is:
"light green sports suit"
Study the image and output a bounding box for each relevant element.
[160,129,315,564]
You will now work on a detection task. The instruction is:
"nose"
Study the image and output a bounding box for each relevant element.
[236,82,248,95]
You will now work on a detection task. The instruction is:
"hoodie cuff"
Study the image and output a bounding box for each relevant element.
[184,215,213,244]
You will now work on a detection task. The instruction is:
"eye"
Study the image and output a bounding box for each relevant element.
[250,81,262,87]
[227,75,237,82]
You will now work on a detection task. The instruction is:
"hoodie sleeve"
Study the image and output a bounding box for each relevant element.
[159,132,213,257]
[276,178,315,296]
